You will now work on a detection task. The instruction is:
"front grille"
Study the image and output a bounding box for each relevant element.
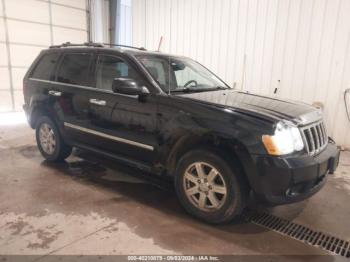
[300,121,328,155]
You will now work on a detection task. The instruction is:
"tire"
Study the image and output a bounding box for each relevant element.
[35,116,72,162]
[175,148,249,224]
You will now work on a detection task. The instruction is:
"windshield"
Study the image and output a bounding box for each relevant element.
[137,55,228,93]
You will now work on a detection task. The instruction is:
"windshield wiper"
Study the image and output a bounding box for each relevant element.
[171,86,230,93]
[170,87,201,93]
[215,86,230,90]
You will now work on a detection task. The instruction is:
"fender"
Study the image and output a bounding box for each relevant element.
[27,93,52,128]
[26,94,66,140]
[156,95,273,192]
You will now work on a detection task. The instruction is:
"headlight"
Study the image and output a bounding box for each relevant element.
[262,121,304,155]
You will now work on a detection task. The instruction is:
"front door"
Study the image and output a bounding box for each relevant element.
[82,54,158,164]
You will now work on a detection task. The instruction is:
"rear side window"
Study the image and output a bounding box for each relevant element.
[56,53,92,86]
[31,53,60,80]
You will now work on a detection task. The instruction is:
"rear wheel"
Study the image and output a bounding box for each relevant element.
[175,149,249,224]
[35,116,72,161]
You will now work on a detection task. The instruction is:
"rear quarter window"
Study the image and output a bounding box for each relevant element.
[31,53,60,80]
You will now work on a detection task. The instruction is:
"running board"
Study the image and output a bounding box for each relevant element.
[73,143,153,173]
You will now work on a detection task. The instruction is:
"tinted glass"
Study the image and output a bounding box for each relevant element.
[56,53,92,86]
[138,58,167,88]
[95,55,141,91]
[138,55,227,93]
[31,53,60,80]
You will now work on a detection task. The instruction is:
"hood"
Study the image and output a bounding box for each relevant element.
[178,90,320,125]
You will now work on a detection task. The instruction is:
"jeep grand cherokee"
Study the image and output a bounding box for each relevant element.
[23,42,340,224]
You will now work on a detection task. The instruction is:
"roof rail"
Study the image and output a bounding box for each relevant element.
[102,43,147,51]
[49,42,104,49]
[49,42,147,51]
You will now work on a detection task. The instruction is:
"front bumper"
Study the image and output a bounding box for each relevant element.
[251,141,340,205]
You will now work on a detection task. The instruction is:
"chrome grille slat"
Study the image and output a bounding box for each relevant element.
[321,122,328,144]
[303,131,310,153]
[307,129,315,154]
[312,127,320,150]
[300,120,328,155]
[314,126,321,148]
[316,124,323,145]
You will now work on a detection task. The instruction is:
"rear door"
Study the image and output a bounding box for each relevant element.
[53,52,95,144]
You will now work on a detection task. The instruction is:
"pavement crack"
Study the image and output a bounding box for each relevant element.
[32,223,118,261]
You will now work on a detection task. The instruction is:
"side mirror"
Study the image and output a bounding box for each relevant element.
[112,78,149,96]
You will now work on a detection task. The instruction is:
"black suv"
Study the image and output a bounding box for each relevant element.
[23,42,340,224]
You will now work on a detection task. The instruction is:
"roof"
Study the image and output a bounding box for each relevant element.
[46,42,184,58]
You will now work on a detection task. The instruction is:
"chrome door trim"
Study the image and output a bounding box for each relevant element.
[48,90,62,96]
[64,122,154,151]
[29,78,140,98]
[29,78,97,92]
[89,98,106,106]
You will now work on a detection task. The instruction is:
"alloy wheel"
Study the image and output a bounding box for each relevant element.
[39,123,56,155]
[183,162,227,211]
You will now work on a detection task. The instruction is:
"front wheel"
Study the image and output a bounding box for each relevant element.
[175,149,249,224]
[35,116,72,162]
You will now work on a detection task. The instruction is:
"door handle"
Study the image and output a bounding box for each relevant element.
[48,90,62,96]
[89,98,106,106]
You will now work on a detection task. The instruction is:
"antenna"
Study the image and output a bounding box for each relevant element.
[168,4,172,95]
[157,36,163,52]
[168,55,171,95]
[240,54,246,91]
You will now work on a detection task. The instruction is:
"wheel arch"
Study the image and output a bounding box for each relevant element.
[165,132,256,191]
[27,94,58,129]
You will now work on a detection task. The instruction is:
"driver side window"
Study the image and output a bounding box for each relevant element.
[95,55,141,91]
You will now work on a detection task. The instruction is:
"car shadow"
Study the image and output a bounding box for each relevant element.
[40,149,263,230]
[37,148,331,257]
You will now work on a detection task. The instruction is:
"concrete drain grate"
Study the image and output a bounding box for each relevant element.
[244,210,350,258]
